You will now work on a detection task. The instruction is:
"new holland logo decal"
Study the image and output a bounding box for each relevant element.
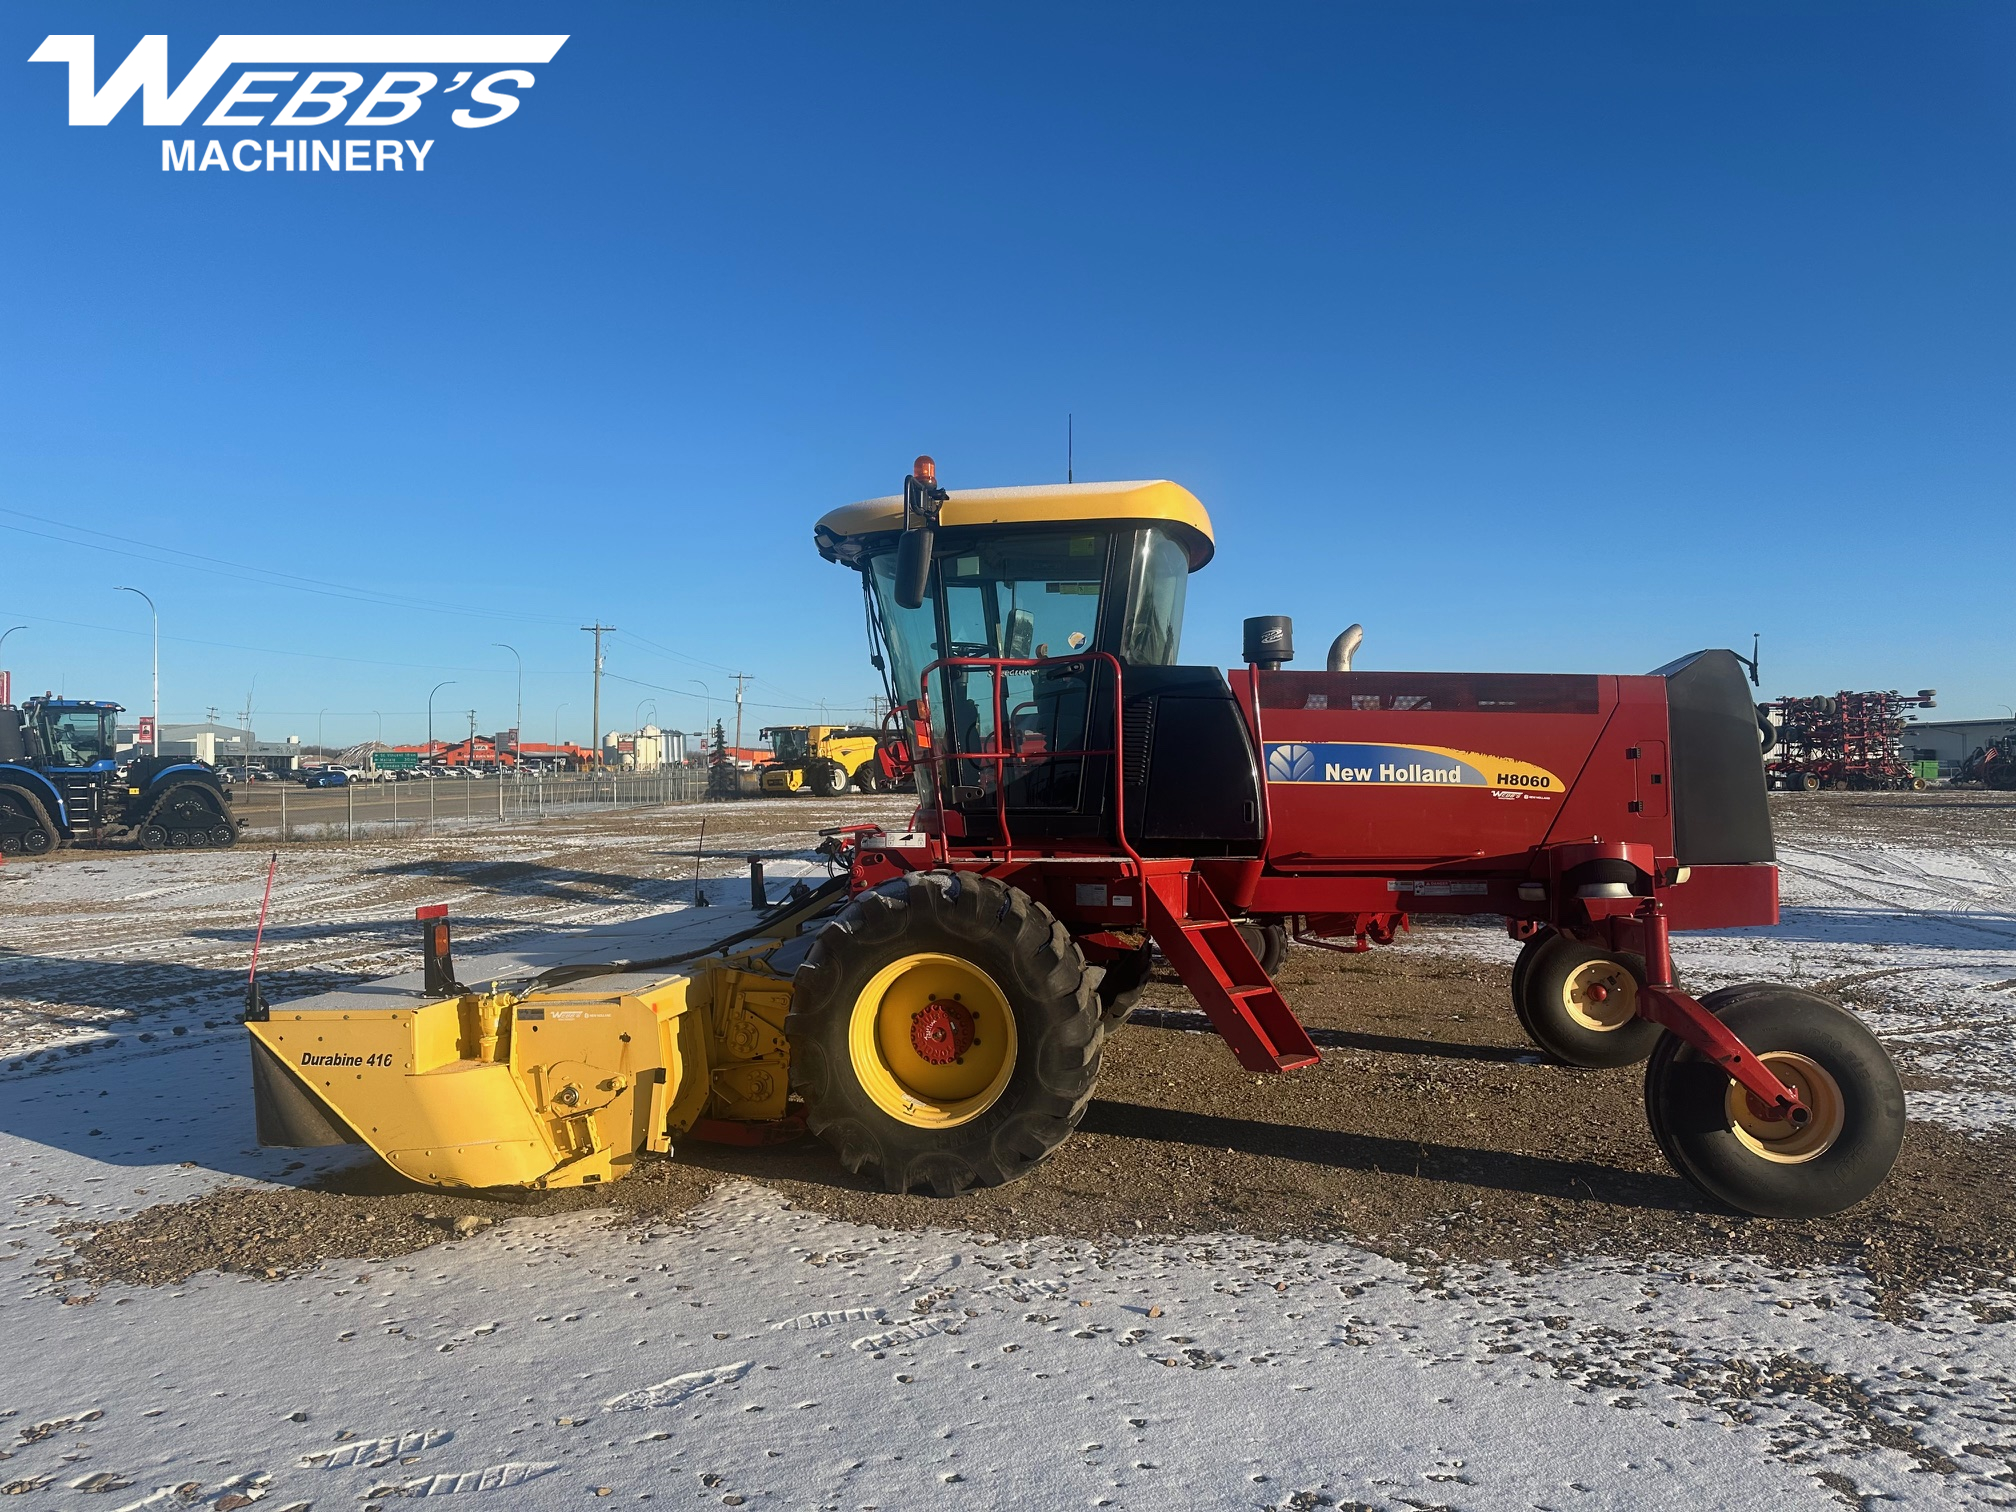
[1263,742,1561,794]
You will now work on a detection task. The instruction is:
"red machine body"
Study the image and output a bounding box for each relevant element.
[801,467,1911,1210]
[843,649,1801,1120]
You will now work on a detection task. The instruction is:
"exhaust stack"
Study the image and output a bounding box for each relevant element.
[1327,624,1364,673]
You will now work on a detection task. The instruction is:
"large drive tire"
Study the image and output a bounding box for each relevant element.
[0,787,56,855]
[1514,936,1662,1068]
[1645,984,1904,1219]
[787,870,1103,1195]
[853,762,882,794]
[807,759,849,798]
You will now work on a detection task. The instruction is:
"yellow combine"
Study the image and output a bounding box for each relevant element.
[757,724,886,796]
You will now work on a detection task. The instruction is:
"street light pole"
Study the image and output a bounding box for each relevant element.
[493,643,522,768]
[428,680,456,763]
[317,707,328,761]
[0,626,23,703]
[113,586,158,756]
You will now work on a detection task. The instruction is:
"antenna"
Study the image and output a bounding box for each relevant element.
[1067,414,1073,484]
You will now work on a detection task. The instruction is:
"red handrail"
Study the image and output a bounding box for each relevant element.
[916,652,1143,872]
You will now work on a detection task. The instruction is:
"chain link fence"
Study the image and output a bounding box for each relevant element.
[236,767,715,841]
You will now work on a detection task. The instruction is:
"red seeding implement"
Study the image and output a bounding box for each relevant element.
[803,460,1906,1218]
[1762,689,1938,791]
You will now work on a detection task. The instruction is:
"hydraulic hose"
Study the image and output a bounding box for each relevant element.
[514,873,851,993]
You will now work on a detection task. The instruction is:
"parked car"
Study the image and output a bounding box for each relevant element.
[303,769,349,788]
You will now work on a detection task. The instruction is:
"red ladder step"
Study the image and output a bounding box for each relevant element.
[1142,871,1321,1073]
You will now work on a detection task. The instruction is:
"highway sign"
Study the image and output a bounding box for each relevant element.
[373,751,420,770]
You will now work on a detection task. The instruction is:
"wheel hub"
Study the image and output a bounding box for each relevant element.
[910,999,976,1065]
[1562,958,1638,1032]
[847,952,1017,1129]
[1727,1051,1844,1163]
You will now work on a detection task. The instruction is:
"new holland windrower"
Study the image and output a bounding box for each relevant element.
[250,459,1905,1220]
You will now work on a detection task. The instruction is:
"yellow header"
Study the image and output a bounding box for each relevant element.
[815,479,1214,570]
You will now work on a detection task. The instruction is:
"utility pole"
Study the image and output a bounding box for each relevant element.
[582,624,615,769]
[731,672,752,757]
[241,675,257,773]
[467,709,478,763]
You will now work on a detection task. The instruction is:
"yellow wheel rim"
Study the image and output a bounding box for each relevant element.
[1561,958,1639,1032]
[1726,1052,1845,1164]
[847,952,1018,1129]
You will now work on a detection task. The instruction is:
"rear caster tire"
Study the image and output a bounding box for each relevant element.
[1514,937,1661,1068]
[1236,920,1287,977]
[788,870,1103,1195]
[1095,942,1154,1027]
[1509,928,1557,1011]
[1645,984,1904,1219]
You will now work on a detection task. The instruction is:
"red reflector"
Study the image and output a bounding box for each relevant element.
[416,904,448,921]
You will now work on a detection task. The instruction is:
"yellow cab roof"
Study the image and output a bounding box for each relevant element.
[815,479,1214,571]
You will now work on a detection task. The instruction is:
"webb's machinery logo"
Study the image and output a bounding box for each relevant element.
[28,33,569,173]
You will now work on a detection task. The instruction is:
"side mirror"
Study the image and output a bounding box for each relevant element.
[894,525,934,611]
[1004,608,1035,659]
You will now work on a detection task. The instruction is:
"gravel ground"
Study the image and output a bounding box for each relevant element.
[60,940,2015,1317]
[37,791,2016,1318]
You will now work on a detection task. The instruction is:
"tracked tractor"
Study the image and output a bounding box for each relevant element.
[0,696,239,853]
[249,460,1905,1221]
[758,724,889,796]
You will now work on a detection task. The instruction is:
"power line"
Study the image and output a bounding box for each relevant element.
[597,671,853,716]
[0,507,581,628]
[612,627,825,707]
[8,611,526,674]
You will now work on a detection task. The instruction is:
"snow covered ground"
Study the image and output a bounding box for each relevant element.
[2,798,2013,1508]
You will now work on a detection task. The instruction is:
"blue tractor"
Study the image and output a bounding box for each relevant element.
[0,696,240,854]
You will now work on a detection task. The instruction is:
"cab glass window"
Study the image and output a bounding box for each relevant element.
[1119,528,1188,666]
[48,710,112,766]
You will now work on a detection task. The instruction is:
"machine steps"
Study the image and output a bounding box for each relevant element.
[1142,870,1321,1073]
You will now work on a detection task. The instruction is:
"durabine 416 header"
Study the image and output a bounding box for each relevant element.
[28,32,570,173]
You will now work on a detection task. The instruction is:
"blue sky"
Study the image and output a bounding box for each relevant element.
[2,2,2011,748]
